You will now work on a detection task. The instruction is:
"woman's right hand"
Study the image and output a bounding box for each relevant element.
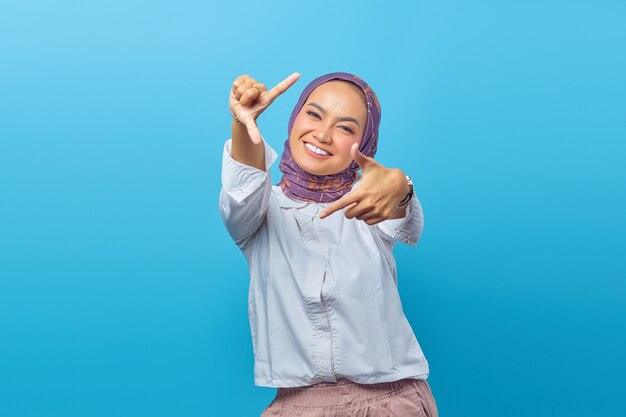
[230,72,300,144]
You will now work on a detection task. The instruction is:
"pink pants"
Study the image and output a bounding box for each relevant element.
[260,378,438,417]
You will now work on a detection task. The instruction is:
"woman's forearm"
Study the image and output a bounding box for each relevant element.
[231,119,266,171]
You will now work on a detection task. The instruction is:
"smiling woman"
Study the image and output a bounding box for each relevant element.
[287,80,367,176]
[220,72,437,417]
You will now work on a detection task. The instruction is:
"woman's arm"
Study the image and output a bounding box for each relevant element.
[220,73,300,249]
[231,118,266,171]
[219,138,277,250]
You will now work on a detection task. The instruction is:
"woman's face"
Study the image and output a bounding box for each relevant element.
[289,80,368,176]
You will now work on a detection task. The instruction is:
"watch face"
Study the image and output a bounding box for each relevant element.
[405,175,414,191]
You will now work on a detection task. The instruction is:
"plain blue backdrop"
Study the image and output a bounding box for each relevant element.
[1,1,625,416]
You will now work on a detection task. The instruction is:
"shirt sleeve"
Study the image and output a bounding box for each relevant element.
[375,194,424,246]
[218,138,278,250]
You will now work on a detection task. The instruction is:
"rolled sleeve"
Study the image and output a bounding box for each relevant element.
[219,138,278,249]
[221,138,278,203]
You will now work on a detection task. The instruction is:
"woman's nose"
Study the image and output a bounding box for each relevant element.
[314,125,332,143]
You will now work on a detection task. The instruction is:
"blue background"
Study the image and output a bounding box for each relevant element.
[1,1,625,416]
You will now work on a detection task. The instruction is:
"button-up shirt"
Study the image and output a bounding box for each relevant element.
[219,139,429,388]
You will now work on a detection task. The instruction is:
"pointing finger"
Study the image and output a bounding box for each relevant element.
[265,72,301,101]
[319,194,359,219]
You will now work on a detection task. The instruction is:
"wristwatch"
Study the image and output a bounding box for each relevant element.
[397,174,414,208]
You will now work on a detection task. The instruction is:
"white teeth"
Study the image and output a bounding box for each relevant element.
[305,143,330,156]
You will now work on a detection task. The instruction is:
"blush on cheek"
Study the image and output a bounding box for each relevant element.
[341,139,360,155]
[294,114,316,131]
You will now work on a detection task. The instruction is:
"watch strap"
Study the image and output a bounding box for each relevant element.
[398,174,414,208]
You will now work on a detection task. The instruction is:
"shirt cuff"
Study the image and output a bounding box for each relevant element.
[221,138,278,204]
[376,195,423,246]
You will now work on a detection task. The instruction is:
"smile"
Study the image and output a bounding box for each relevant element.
[304,142,332,157]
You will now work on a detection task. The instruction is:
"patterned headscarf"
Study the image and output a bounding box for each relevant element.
[278,72,381,203]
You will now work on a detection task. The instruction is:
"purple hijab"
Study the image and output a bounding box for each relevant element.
[278,72,381,203]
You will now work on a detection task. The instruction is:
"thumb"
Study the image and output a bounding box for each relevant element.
[244,117,263,145]
[351,143,374,171]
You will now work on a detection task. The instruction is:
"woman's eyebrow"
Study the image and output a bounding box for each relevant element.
[307,102,361,127]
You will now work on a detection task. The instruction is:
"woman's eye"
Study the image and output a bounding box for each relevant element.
[306,111,321,119]
[339,126,354,134]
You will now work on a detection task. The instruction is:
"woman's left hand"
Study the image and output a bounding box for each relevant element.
[319,144,410,225]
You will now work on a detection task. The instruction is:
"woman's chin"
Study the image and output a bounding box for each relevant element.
[300,163,345,177]
[294,161,327,176]
[300,164,328,176]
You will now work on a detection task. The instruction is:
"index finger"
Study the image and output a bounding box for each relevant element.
[265,72,301,101]
[319,193,360,219]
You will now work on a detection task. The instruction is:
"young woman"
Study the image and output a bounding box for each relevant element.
[219,72,438,417]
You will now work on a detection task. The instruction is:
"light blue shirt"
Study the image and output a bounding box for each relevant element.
[219,139,429,388]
